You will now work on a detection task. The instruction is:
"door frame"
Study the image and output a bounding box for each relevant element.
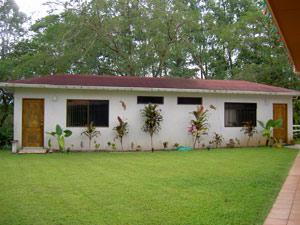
[22,98,45,148]
[273,103,288,143]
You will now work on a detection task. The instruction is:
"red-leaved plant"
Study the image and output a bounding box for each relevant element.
[188,105,209,149]
[240,121,257,147]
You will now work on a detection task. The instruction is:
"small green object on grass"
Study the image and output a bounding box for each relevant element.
[177,146,194,151]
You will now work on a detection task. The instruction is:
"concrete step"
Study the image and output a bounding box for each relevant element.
[18,149,47,154]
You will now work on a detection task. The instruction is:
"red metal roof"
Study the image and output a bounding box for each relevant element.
[7,74,299,93]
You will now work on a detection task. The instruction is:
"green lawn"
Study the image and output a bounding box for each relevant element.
[0,148,298,225]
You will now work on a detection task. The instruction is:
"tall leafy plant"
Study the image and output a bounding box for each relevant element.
[81,122,100,151]
[240,121,257,147]
[113,116,129,151]
[188,105,209,149]
[46,125,72,152]
[258,119,283,146]
[141,103,163,152]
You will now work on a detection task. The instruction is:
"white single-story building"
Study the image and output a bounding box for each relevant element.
[1,74,300,151]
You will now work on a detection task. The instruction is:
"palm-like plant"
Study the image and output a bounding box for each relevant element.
[81,122,100,151]
[113,116,129,151]
[188,105,209,149]
[141,103,163,152]
[258,119,283,146]
[46,124,72,152]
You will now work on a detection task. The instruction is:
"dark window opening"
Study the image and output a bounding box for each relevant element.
[67,100,109,127]
[225,103,257,127]
[178,97,202,105]
[137,96,164,104]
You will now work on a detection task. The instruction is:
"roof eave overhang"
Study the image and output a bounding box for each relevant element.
[1,82,299,97]
[265,0,300,74]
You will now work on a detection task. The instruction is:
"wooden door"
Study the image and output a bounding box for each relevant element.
[22,99,44,147]
[273,104,287,143]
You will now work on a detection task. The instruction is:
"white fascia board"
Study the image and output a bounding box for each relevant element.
[1,82,300,96]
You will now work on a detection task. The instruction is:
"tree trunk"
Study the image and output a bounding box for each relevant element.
[89,137,91,151]
[120,137,123,151]
[193,135,198,149]
[192,53,207,79]
[247,136,250,147]
[150,134,153,152]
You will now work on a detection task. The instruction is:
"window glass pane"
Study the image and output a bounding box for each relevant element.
[224,103,257,127]
[137,96,164,104]
[225,108,237,127]
[67,100,88,126]
[67,100,109,127]
[177,97,202,105]
[89,100,109,127]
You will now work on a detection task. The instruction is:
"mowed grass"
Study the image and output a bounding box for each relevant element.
[0,148,298,225]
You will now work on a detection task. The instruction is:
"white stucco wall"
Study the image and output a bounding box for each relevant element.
[14,88,293,151]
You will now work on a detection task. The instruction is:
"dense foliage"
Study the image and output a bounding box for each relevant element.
[2,0,298,86]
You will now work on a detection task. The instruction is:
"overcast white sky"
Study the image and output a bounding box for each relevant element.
[15,0,62,22]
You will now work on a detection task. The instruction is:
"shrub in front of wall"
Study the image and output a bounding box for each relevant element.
[258,119,283,146]
[188,105,209,149]
[141,103,163,152]
[0,127,13,149]
[113,116,129,151]
[240,121,257,147]
[46,125,72,153]
[81,122,101,151]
